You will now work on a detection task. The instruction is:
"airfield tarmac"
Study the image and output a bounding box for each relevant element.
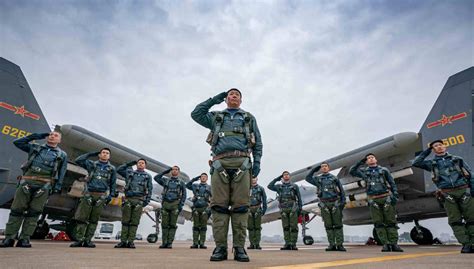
[0,240,472,269]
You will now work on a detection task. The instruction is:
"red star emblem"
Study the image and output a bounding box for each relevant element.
[0,101,41,120]
[439,114,452,126]
[427,112,467,129]
[14,105,27,117]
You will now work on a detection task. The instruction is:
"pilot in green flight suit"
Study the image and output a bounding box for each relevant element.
[305,162,346,251]
[350,153,403,252]
[413,139,474,253]
[186,173,212,249]
[268,171,303,251]
[247,177,267,250]
[191,88,263,262]
[115,158,153,249]
[70,148,117,248]
[154,166,186,249]
[0,132,67,248]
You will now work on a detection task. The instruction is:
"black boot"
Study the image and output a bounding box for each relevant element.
[159,242,167,248]
[165,243,173,249]
[255,245,262,250]
[210,246,228,261]
[391,244,403,252]
[325,245,337,251]
[15,239,31,248]
[83,241,96,248]
[0,238,15,248]
[114,241,127,248]
[291,245,298,251]
[461,244,472,254]
[247,244,255,250]
[381,244,391,252]
[280,244,292,250]
[199,244,207,249]
[190,244,199,249]
[337,245,347,252]
[127,242,136,249]
[234,247,250,262]
[70,241,83,248]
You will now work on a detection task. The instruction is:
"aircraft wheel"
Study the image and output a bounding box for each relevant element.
[147,233,158,243]
[303,235,314,245]
[31,222,49,239]
[410,226,433,245]
[372,228,383,245]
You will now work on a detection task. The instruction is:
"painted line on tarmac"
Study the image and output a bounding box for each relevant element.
[260,251,459,268]
[262,247,338,251]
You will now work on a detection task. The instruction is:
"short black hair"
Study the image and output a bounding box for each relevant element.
[100,148,111,154]
[137,158,147,164]
[429,139,444,148]
[173,165,180,171]
[282,170,290,175]
[321,161,330,166]
[365,153,376,159]
[200,172,208,176]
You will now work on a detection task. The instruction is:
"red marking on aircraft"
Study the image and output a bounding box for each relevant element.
[427,112,467,129]
[0,101,40,120]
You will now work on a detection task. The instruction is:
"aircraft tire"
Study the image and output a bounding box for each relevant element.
[147,233,158,243]
[303,235,314,245]
[410,226,433,245]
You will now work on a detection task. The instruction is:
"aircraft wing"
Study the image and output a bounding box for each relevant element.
[56,124,190,182]
[288,132,420,185]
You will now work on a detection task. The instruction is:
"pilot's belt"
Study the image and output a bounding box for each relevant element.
[87,191,107,196]
[440,184,469,193]
[250,204,262,208]
[368,192,390,199]
[20,176,52,183]
[320,197,339,202]
[213,150,251,161]
[124,196,145,201]
[217,131,245,138]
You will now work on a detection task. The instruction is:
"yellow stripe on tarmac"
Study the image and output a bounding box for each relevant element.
[260,251,459,269]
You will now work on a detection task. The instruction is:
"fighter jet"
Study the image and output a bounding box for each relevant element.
[262,66,474,246]
[0,57,191,242]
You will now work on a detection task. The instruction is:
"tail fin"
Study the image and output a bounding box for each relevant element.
[0,57,50,206]
[419,66,474,161]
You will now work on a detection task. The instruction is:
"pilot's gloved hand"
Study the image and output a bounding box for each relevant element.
[390,192,399,205]
[252,161,261,177]
[262,208,267,216]
[178,204,183,212]
[163,168,172,174]
[90,151,101,156]
[311,165,321,174]
[126,160,137,166]
[297,207,303,216]
[38,132,51,139]
[339,198,346,209]
[359,157,367,165]
[192,176,200,182]
[211,92,228,104]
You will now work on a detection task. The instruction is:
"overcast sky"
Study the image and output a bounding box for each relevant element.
[1,0,472,240]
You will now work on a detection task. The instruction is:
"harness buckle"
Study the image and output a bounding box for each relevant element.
[218,132,225,138]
